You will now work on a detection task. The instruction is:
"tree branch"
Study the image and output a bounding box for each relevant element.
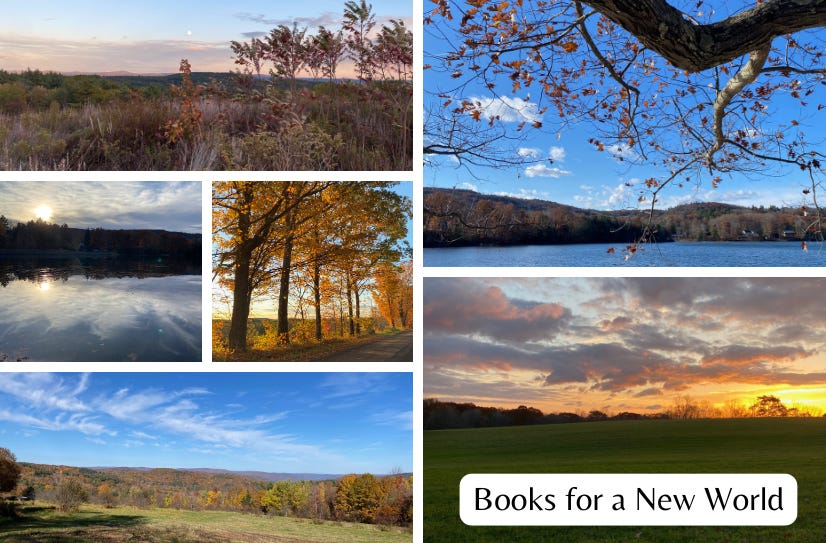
[583,0,826,72]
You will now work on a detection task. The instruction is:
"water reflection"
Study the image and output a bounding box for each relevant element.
[0,258,201,362]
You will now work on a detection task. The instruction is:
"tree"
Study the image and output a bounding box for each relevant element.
[265,23,309,100]
[426,1,826,237]
[344,0,377,81]
[54,479,89,512]
[750,394,790,417]
[334,473,385,523]
[0,448,20,493]
[213,181,333,351]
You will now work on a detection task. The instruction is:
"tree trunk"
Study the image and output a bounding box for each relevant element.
[313,260,322,341]
[354,282,362,336]
[277,229,294,344]
[228,247,252,351]
[346,272,355,337]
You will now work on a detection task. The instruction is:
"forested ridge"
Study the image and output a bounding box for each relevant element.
[0,215,200,259]
[424,187,816,247]
[10,462,411,526]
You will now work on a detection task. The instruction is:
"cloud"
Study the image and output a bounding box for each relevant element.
[605,143,640,162]
[424,278,826,407]
[518,147,541,158]
[235,11,342,30]
[370,410,413,431]
[524,165,572,178]
[0,35,230,73]
[469,96,543,123]
[424,278,571,343]
[549,146,566,162]
[0,373,90,412]
[0,181,201,233]
[494,189,552,200]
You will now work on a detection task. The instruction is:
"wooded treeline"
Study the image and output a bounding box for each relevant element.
[13,463,411,526]
[0,216,200,259]
[424,396,825,430]
[213,181,411,353]
[424,188,819,247]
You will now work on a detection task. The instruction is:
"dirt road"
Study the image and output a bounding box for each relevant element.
[318,330,413,362]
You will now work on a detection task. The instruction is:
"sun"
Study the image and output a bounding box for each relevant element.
[34,204,53,221]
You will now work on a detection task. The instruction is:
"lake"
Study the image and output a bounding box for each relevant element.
[424,241,826,267]
[0,257,201,361]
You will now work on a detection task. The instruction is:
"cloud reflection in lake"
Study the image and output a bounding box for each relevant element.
[0,274,201,361]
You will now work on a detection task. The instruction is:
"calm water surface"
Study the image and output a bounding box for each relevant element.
[0,257,201,361]
[425,241,826,267]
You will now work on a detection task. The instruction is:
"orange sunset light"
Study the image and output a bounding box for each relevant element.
[424,278,826,417]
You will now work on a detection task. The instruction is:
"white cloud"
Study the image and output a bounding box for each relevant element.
[495,189,552,200]
[525,165,572,178]
[605,144,640,162]
[460,182,479,192]
[518,147,541,158]
[549,146,566,162]
[0,373,90,412]
[469,96,543,124]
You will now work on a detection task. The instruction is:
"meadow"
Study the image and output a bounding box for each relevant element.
[0,502,412,543]
[424,418,826,542]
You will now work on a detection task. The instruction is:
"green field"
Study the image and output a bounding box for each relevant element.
[425,418,826,542]
[0,503,412,543]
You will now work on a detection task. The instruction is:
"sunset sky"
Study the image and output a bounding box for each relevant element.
[0,181,201,233]
[424,278,826,415]
[0,372,412,473]
[0,1,411,75]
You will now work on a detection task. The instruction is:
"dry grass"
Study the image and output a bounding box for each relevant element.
[0,503,411,543]
[0,81,412,171]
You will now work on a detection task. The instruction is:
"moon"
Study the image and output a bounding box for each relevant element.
[34,204,53,222]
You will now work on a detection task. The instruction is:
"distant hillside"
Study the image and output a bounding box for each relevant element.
[0,218,201,260]
[423,187,813,246]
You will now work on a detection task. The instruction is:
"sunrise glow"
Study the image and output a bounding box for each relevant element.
[424,278,826,416]
[34,204,53,222]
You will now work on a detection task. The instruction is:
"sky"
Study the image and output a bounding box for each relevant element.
[0,372,412,474]
[0,1,412,75]
[424,1,825,211]
[0,181,201,233]
[424,277,826,415]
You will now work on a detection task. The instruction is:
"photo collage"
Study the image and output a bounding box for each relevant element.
[1,1,825,542]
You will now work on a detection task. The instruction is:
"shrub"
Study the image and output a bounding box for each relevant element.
[55,479,89,512]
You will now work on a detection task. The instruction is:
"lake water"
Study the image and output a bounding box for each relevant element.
[424,241,826,267]
[0,257,201,361]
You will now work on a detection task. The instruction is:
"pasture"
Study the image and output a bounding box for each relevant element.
[0,503,412,543]
[424,418,826,542]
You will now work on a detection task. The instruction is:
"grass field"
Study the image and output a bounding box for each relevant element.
[424,418,826,542]
[0,503,412,543]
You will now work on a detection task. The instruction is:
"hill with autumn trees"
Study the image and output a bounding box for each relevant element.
[13,462,411,527]
[424,187,815,247]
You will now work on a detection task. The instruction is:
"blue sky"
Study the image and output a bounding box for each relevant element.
[424,2,825,211]
[0,181,201,233]
[0,1,412,74]
[0,372,412,474]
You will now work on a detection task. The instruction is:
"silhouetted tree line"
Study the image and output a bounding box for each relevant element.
[0,216,200,260]
[423,399,671,430]
[424,396,825,430]
[424,188,818,247]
